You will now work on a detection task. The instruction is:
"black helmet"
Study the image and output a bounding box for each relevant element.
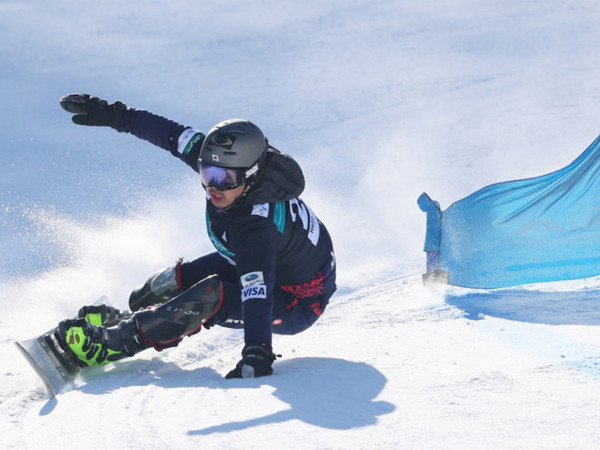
[199,119,267,169]
[198,119,269,193]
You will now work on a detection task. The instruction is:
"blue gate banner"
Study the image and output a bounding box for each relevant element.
[419,134,600,288]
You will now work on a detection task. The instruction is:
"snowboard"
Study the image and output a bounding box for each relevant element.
[15,327,81,397]
[16,278,222,397]
[15,297,126,397]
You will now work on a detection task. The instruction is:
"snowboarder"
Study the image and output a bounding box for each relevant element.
[55,94,337,379]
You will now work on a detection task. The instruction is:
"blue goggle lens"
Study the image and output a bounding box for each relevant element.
[199,163,245,190]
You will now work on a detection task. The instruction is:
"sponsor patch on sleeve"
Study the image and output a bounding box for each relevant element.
[241,271,264,288]
[177,128,204,155]
[241,284,267,302]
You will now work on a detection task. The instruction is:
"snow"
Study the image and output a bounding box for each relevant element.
[3,0,600,448]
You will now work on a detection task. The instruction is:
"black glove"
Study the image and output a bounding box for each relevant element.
[225,344,277,379]
[59,93,126,129]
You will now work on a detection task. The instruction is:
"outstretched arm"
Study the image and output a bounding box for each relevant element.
[59,94,204,172]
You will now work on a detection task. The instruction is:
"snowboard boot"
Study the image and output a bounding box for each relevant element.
[128,259,183,312]
[56,275,223,367]
[55,316,146,367]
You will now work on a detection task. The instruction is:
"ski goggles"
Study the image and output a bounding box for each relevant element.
[199,162,246,191]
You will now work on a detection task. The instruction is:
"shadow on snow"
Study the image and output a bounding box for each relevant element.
[445,287,600,326]
[40,357,395,431]
[188,358,395,434]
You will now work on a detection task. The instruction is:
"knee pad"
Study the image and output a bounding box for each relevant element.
[134,275,223,350]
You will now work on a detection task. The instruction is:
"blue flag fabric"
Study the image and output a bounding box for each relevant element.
[419,134,600,288]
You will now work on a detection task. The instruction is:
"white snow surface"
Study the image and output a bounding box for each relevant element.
[3,1,600,448]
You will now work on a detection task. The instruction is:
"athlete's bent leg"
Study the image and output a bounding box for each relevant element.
[56,275,223,367]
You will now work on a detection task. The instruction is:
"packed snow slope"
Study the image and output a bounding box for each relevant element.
[3,1,600,448]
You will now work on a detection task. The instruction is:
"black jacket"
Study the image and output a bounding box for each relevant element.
[117,108,336,347]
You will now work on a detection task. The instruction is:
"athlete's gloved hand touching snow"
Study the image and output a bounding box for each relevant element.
[59,93,125,128]
[226,344,277,379]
